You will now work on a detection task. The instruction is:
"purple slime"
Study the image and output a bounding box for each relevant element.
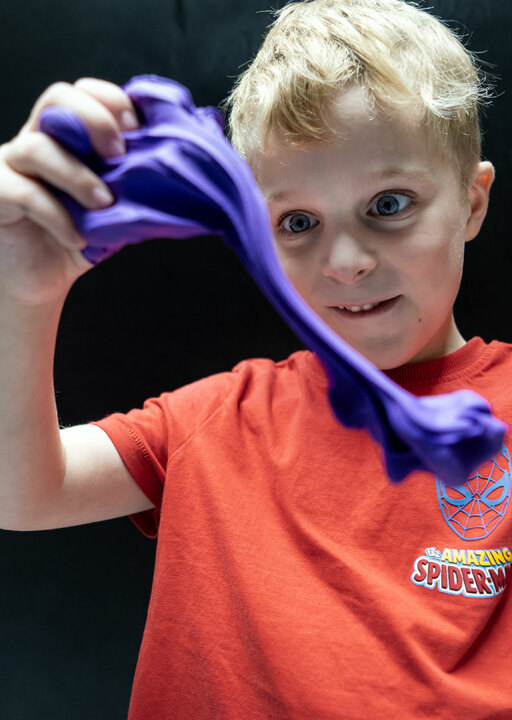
[38,75,507,485]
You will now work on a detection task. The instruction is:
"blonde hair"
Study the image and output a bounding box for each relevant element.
[223,0,493,188]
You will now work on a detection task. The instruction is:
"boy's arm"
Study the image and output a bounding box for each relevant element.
[0,79,154,531]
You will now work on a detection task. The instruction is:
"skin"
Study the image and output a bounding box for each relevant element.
[250,86,495,370]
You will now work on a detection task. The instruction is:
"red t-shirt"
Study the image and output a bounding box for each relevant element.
[94,337,512,719]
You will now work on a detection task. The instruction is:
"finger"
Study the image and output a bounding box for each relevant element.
[4,132,115,210]
[0,167,87,251]
[20,80,134,159]
[73,77,140,131]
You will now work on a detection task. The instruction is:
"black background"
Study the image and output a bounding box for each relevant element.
[0,1,510,718]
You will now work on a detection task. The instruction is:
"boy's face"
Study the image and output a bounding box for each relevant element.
[251,87,493,370]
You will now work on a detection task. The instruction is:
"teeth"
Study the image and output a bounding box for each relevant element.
[339,302,380,313]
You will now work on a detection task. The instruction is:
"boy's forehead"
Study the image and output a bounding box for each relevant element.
[331,84,376,122]
[250,85,448,190]
[252,130,445,202]
[262,166,433,205]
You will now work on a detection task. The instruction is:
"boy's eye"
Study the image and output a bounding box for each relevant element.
[370,193,411,216]
[281,213,318,233]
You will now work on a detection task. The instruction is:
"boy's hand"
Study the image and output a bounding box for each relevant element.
[0,78,139,306]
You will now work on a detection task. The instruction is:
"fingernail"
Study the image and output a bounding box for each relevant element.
[92,186,115,207]
[121,110,139,131]
[107,138,126,157]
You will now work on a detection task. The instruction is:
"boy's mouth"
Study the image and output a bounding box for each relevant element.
[331,296,400,317]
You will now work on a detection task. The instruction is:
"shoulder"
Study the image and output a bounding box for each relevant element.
[155,349,327,444]
[457,338,512,422]
[94,350,324,451]
[230,349,323,386]
[478,339,512,392]
[484,338,512,365]
[158,349,324,417]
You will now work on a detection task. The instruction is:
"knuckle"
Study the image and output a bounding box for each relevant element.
[5,132,47,168]
[16,131,46,156]
[74,76,121,93]
[13,183,37,209]
[39,81,73,102]
[73,76,101,91]
[0,141,10,161]
[74,77,131,111]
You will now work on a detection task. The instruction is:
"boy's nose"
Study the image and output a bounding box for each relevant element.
[321,232,377,284]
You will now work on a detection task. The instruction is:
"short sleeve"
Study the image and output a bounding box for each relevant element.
[91,369,240,537]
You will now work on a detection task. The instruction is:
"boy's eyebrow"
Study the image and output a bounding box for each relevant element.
[265,190,300,204]
[265,168,431,204]
[368,168,432,182]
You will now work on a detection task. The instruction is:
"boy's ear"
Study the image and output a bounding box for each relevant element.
[465,160,495,243]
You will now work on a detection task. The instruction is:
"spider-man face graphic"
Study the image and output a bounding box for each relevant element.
[436,445,511,541]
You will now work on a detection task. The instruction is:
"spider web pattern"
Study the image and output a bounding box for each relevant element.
[436,446,511,541]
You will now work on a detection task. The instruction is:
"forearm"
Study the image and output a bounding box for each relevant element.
[0,79,144,530]
[0,293,67,530]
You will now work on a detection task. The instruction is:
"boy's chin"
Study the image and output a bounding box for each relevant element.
[339,321,463,370]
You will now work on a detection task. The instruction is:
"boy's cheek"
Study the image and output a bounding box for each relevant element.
[274,250,296,281]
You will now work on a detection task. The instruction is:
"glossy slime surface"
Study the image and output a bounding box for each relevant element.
[39,75,507,485]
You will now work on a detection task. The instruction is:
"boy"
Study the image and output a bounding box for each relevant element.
[0,0,509,718]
